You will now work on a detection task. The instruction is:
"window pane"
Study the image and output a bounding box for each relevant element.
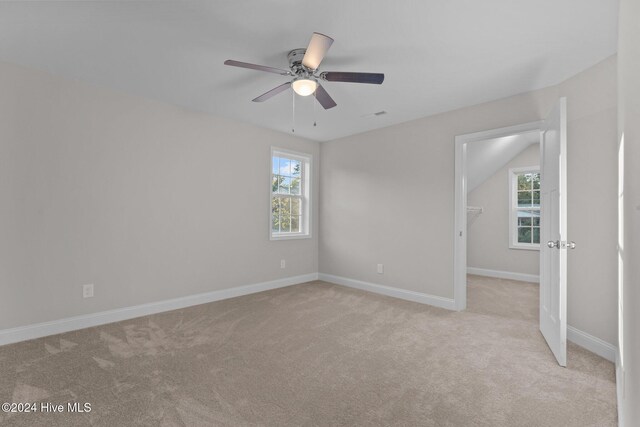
[272,175,279,193]
[291,198,300,216]
[533,190,540,206]
[291,160,301,177]
[279,177,291,194]
[532,227,540,244]
[518,191,532,207]
[280,215,291,232]
[518,227,532,243]
[280,197,291,215]
[290,177,301,195]
[518,217,532,227]
[517,174,531,191]
[272,157,280,175]
[532,216,540,226]
[274,175,284,193]
[279,158,291,177]
[532,173,540,190]
[272,213,279,232]
[291,216,300,233]
[274,196,291,214]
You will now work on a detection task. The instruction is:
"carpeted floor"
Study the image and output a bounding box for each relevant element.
[0,276,617,426]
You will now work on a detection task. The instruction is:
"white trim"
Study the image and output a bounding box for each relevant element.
[616,350,625,427]
[508,244,540,251]
[270,147,312,241]
[467,267,539,283]
[0,273,319,347]
[454,122,543,311]
[454,136,468,310]
[318,273,456,310]
[269,233,312,241]
[566,325,617,363]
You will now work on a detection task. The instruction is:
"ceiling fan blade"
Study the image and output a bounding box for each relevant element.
[302,32,334,70]
[224,60,291,76]
[322,71,384,84]
[252,82,291,102]
[314,84,337,109]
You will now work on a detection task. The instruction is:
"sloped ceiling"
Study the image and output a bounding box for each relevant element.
[0,1,618,141]
[467,132,540,193]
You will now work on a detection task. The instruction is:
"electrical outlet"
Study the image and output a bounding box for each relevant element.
[377,264,384,274]
[83,284,94,298]
[280,259,286,269]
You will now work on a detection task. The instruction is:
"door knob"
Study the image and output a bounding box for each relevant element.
[547,240,576,249]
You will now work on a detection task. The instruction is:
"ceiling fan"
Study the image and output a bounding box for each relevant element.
[224,32,384,110]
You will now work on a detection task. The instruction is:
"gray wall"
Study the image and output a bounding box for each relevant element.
[0,54,619,351]
[0,61,319,330]
[320,56,618,345]
[619,0,640,423]
[467,144,540,276]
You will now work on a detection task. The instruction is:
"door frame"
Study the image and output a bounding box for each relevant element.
[453,121,543,311]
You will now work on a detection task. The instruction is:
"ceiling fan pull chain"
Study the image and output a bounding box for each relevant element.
[313,90,317,127]
[292,89,295,133]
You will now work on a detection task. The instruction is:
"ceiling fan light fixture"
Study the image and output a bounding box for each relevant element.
[292,78,318,96]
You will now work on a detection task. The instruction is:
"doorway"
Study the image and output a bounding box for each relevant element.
[462,130,542,325]
[453,121,543,312]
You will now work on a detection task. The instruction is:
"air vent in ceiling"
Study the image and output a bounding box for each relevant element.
[362,110,387,118]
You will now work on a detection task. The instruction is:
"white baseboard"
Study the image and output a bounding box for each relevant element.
[467,267,539,283]
[318,273,456,311]
[616,350,624,427]
[0,273,319,347]
[567,325,616,362]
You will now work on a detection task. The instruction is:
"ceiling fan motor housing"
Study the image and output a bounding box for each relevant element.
[287,48,311,76]
[287,48,306,67]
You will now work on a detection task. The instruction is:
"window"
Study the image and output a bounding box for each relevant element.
[271,148,311,240]
[509,167,541,249]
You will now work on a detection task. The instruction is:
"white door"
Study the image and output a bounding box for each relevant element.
[539,97,571,367]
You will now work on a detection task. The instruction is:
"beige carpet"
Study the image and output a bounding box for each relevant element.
[0,276,616,426]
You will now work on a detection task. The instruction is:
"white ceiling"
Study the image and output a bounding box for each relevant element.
[467,132,540,193]
[0,1,618,142]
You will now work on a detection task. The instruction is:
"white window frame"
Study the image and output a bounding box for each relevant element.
[509,166,541,250]
[270,147,312,241]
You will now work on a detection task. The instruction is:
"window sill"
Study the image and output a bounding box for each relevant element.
[270,233,311,241]
[509,244,540,251]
